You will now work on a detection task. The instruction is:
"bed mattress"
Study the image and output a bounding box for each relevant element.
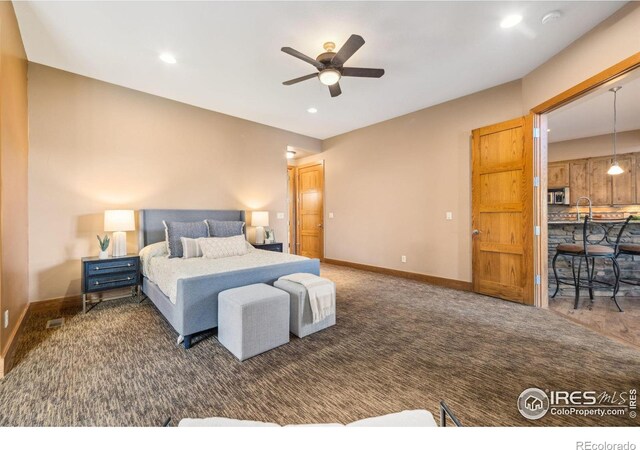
[142,247,309,304]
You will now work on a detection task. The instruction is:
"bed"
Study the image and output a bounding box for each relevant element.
[138,209,320,348]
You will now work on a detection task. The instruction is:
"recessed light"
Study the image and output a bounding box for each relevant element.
[286,150,296,159]
[500,14,523,29]
[307,107,318,114]
[159,53,177,64]
[547,129,551,133]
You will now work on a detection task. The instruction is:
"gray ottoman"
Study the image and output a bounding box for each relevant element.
[273,279,336,338]
[218,283,290,361]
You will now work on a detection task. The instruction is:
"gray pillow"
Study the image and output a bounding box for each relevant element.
[206,220,245,238]
[163,220,209,258]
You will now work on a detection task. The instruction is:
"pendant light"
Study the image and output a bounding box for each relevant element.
[607,86,624,175]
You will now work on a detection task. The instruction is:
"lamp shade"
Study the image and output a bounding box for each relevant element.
[251,211,269,228]
[104,210,135,232]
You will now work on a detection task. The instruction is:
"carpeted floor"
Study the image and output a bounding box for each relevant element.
[0,264,639,426]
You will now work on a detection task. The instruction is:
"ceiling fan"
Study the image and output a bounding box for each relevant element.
[281,34,385,98]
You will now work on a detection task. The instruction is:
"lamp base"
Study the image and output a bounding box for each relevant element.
[112,231,127,257]
[255,226,265,245]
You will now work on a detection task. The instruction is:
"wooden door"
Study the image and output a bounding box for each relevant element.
[612,153,635,205]
[472,116,534,305]
[287,166,296,253]
[548,162,569,188]
[589,156,613,205]
[569,160,589,205]
[296,162,324,259]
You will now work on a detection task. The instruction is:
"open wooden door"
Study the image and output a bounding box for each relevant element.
[296,161,324,259]
[472,116,534,305]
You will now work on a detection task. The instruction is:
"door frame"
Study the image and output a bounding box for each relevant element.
[529,52,640,308]
[295,160,325,260]
[287,165,296,254]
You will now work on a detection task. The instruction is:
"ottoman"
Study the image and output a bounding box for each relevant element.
[217,283,290,361]
[273,279,336,338]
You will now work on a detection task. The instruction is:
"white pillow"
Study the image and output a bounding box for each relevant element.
[181,237,202,259]
[346,410,437,427]
[139,241,169,277]
[198,235,249,259]
[178,417,279,427]
[139,241,168,259]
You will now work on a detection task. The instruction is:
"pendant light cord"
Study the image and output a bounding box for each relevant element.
[612,87,618,163]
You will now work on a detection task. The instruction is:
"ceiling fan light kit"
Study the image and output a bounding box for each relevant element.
[318,68,341,86]
[281,34,385,97]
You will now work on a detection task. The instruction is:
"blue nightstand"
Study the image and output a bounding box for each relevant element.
[81,254,141,313]
[253,242,283,253]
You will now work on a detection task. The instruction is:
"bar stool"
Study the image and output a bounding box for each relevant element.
[551,216,621,311]
[613,215,640,306]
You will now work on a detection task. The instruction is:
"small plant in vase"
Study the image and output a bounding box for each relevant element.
[97,234,110,259]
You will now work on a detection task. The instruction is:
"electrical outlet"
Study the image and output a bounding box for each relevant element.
[3,310,8,329]
[446,212,453,220]
[401,255,407,263]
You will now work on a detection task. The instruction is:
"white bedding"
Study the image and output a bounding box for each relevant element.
[140,243,308,304]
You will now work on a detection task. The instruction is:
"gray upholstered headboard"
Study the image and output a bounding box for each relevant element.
[138,209,246,248]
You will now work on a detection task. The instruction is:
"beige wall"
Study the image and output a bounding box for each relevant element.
[298,81,523,282]
[0,1,29,362]
[522,2,640,111]
[28,64,320,302]
[549,130,640,162]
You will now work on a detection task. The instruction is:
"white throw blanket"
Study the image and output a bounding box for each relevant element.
[279,273,335,323]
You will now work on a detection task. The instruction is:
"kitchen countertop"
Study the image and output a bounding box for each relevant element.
[548,219,628,225]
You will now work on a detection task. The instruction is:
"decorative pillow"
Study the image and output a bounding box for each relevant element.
[198,235,248,259]
[181,237,203,259]
[205,220,245,237]
[163,220,209,258]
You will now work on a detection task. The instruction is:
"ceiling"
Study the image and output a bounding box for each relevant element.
[14,1,625,140]
[548,68,640,143]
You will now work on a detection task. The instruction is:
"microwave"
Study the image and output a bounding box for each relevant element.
[548,187,570,205]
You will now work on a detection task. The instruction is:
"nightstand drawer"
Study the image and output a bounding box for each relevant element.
[85,271,139,293]
[254,243,283,253]
[85,258,139,275]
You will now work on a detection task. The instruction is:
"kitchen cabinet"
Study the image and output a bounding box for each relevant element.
[612,154,635,205]
[549,152,639,206]
[589,156,613,205]
[548,162,570,188]
[569,159,589,205]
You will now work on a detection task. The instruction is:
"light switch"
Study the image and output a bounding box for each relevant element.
[446,212,453,220]
[276,212,285,219]
[329,212,334,219]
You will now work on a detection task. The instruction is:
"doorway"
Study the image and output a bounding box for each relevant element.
[541,60,640,347]
[471,52,640,309]
[287,161,325,260]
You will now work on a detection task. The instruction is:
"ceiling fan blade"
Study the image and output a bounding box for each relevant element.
[282,73,318,86]
[331,34,365,66]
[329,82,342,98]
[281,47,324,69]
[341,67,385,78]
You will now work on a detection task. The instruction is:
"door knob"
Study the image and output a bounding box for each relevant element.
[472,229,481,235]
[318,223,323,228]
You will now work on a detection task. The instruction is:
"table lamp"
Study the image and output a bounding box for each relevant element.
[104,210,135,257]
[251,211,269,245]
